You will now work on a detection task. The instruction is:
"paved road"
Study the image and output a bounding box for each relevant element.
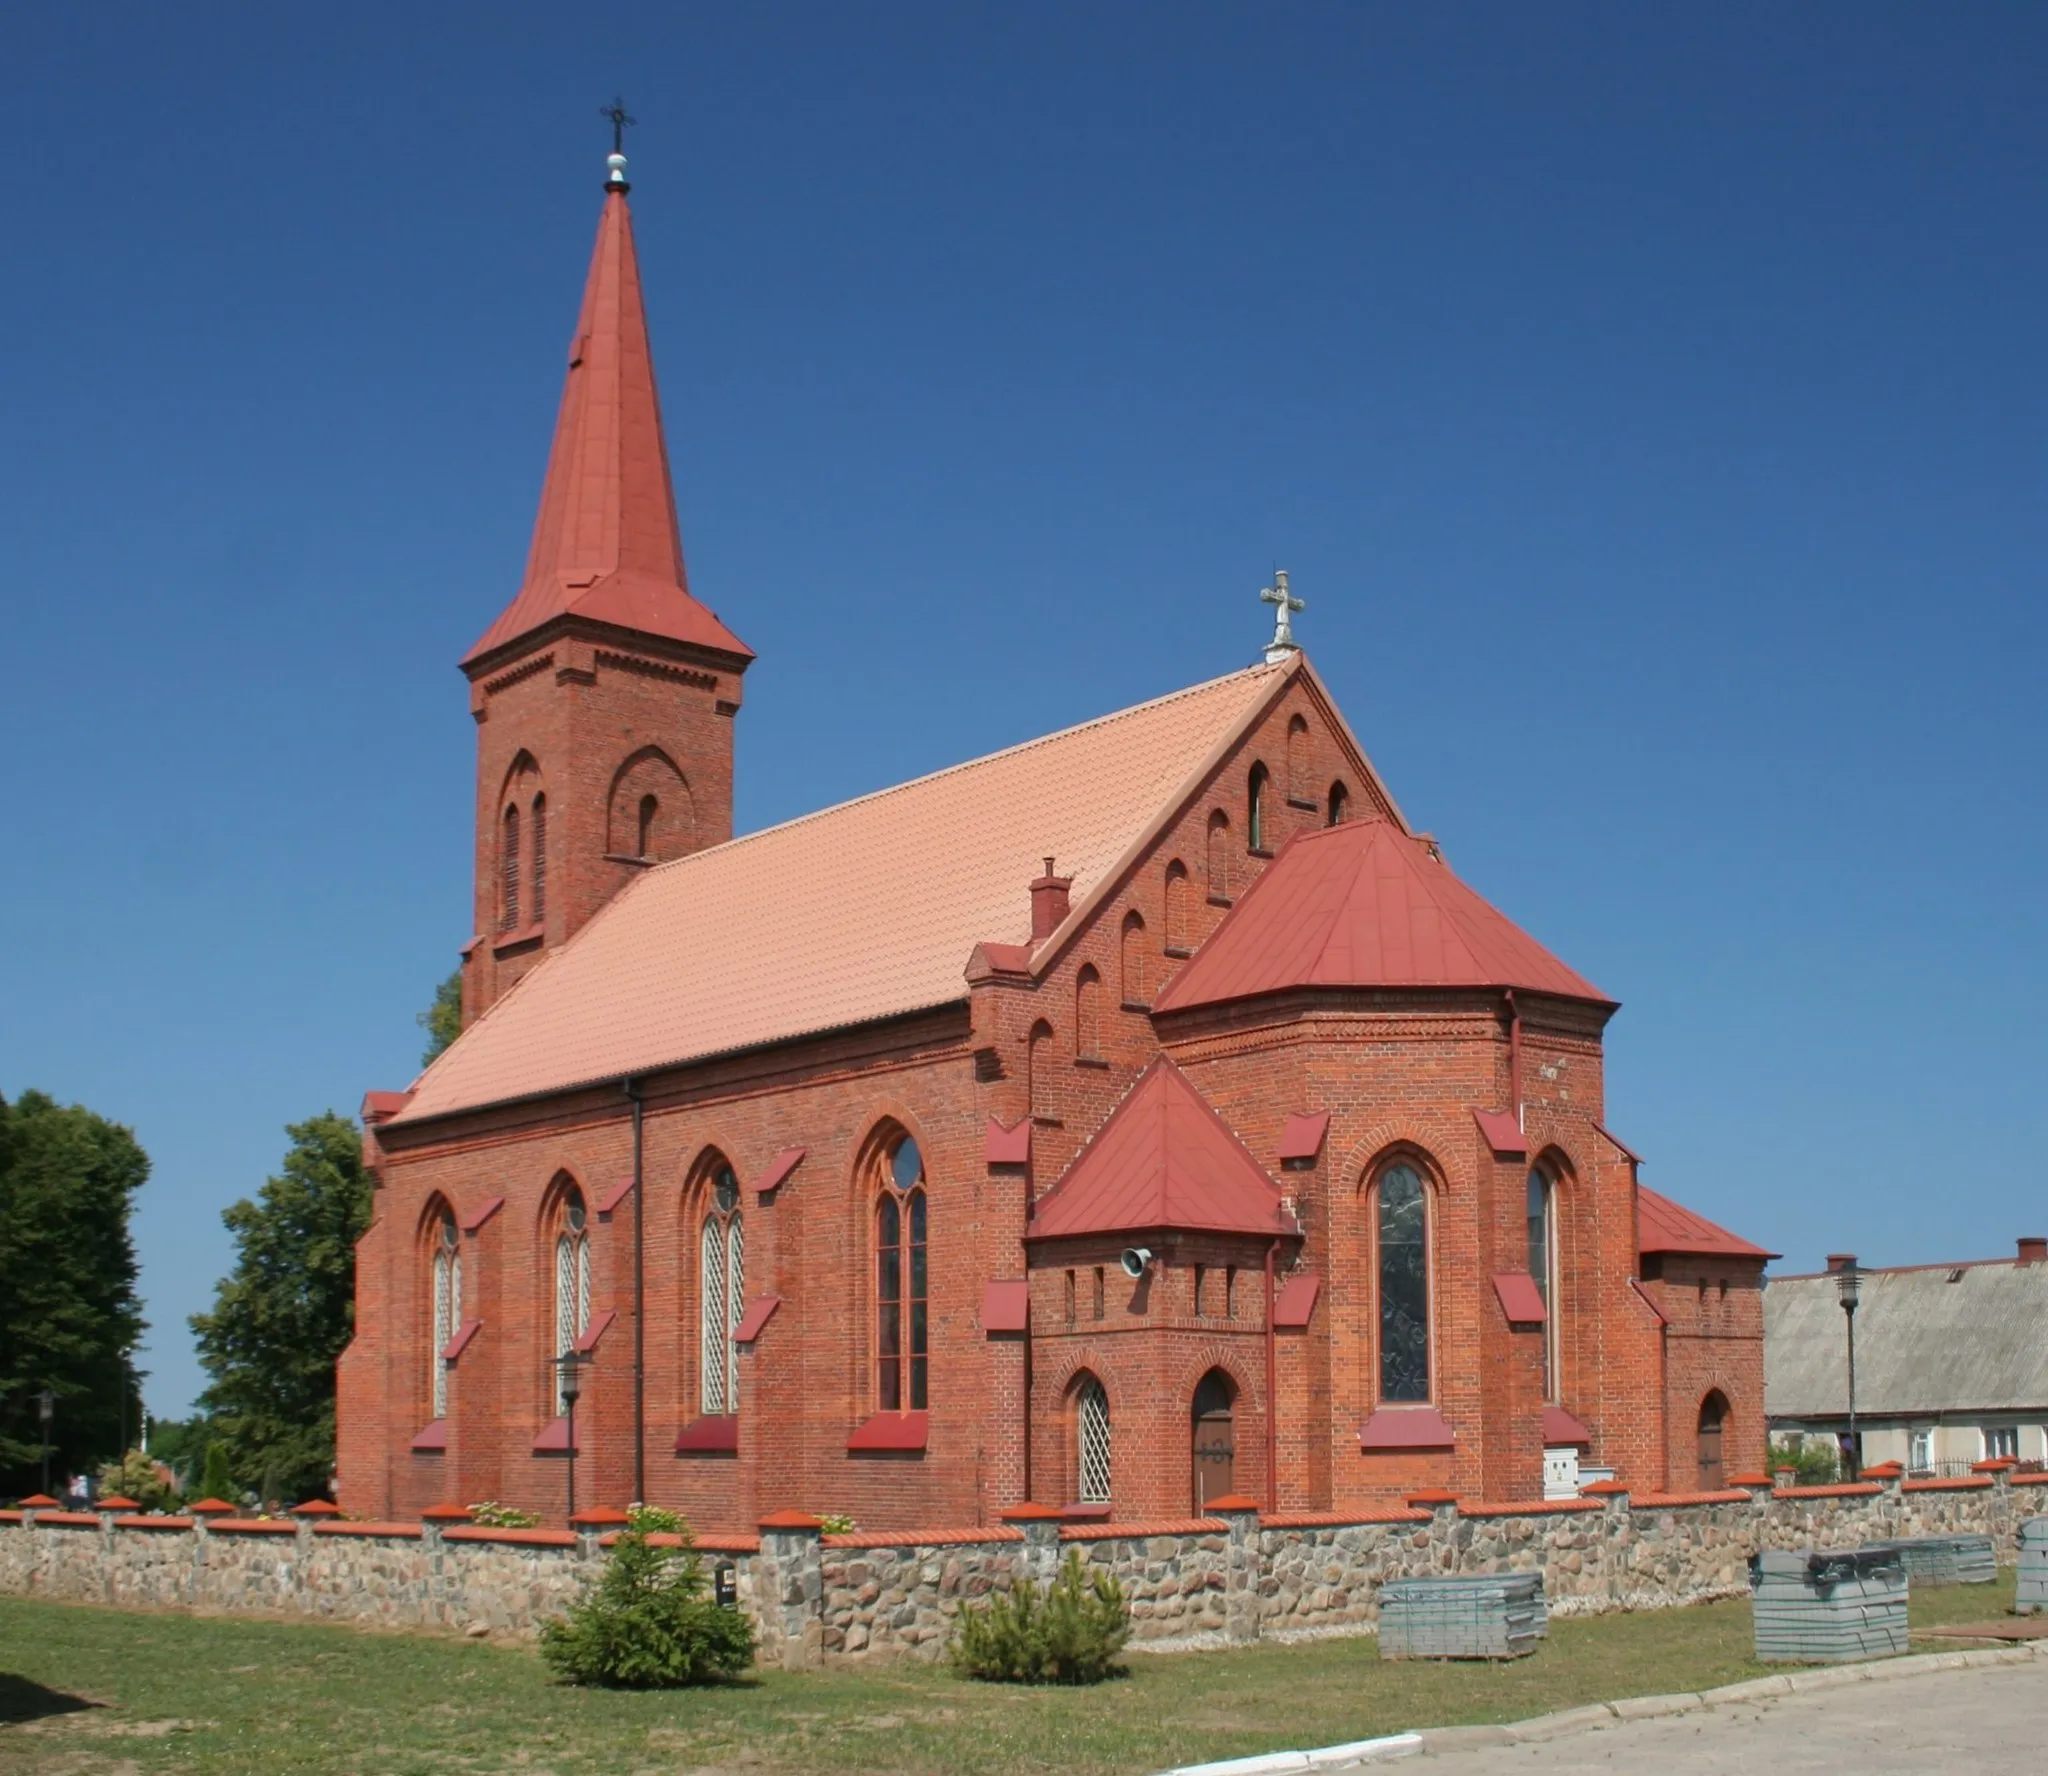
[1414,1656,2046,1773]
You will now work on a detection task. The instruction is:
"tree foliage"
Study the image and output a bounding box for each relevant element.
[417,971,464,1067]
[540,1514,755,1687]
[0,1090,149,1492]
[189,1113,371,1504]
[951,1551,1131,1685]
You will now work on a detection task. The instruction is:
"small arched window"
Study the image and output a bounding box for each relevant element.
[1164,861,1190,951]
[1327,781,1351,827]
[500,805,521,932]
[875,1134,929,1411]
[1075,966,1102,1060]
[1527,1166,1558,1400]
[551,1185,591,1413]
[1248,764,1270,852]
[1697,1391,1728,1490]
[698,1161,744,1415]
[1120,912,1147,1006]
[530,794,548,926]
[637,793,659,858]
[429,1206,460,1420]
[1375,1162,1430,1404]
[1076,1374,1111,1505]
[1206,812,1231,901]
[1286,716,1309,802]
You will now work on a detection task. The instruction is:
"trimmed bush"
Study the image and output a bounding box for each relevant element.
[540,1516,754,1688]
[467,1501,540,1529]
[951,1550,1130,1684]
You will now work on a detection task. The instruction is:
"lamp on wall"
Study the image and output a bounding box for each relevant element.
[1830,1255,1861,1480]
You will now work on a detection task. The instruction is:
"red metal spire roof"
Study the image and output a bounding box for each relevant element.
[1151,819,1611,1013]
[464,179,750,668]
[1637,1186,1778,1260]
[1027,1058,1298,1242]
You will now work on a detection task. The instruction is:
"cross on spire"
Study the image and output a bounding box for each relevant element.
[600,98,636,189]
[1260,570,1305,663]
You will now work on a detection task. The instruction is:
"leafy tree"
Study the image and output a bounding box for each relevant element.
[96,1448,180,1512]
[540,1512,755,1687]
[144,1415,214,1492]
[0,1090,149,1493]
[417,970,463,1066]
[189,1113,372,1504]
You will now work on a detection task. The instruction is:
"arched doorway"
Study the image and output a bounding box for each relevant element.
[1697,1391,1729,1490]
[1191,1369,1237,1509]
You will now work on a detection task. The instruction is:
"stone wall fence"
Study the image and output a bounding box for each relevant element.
[3,1464,2041,1669]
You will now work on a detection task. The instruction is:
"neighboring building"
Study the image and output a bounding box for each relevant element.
[1765,1243,2048,1475]
[335,150,1772,1530]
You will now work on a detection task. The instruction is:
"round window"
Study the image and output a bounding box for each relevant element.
[889,1137,923,1192]
[439,1215,459,1251]
[714,1166,739,1213]
[566,1202,586,1233]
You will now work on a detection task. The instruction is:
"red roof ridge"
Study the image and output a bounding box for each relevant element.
[1636,1184,1778,1260]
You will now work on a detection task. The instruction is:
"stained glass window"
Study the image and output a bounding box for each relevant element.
[876,1138,928,1411]
[1527,1167,1556,1399]
[1377,1164,1429,1403]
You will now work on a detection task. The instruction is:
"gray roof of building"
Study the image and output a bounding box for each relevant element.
[1764,1262,2048,1419]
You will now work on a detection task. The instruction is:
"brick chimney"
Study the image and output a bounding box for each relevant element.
[1825,1252,1858,1273]
[2018,1237,2046,1266]
[1029,858,1072,941]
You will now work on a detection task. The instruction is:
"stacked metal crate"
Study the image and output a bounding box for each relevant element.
[1377,1573,1546,1660]
[1866,1534,1997,1586]
[1749,1548,1909,1662]
[2019,1517,2048,1614]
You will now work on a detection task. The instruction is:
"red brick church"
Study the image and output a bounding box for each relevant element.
[337,150,1774,1532]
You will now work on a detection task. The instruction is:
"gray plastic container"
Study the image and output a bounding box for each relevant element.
[1749,1547,1908,1662]
[2018,1517,2048,1615]
[1378,1572,1546,1661]
[1865,1534,1996,1586]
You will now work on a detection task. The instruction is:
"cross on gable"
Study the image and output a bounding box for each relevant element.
[1260,570,1305,661]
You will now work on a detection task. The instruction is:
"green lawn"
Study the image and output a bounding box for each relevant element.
[0,1574,2019,1775]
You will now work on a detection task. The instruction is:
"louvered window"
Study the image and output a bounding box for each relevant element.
[1077,1376,1111,1504]
[501,805,521,931]
[530,794,547,925]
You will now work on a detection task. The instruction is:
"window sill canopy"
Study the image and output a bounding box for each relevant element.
[848,1410,929,1453]
[532,1417,578,1454]
[491,923,545,958]
[410,1420,448,1452]
[1358,1405,1456,1451]
[675,1415,739,1454]
[440,1318,483,1363]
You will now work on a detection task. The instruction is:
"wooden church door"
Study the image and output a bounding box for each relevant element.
[1697,1392,1728,1490]
[1192,1370,1236,1508]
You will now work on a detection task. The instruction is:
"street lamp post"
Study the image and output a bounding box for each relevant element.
[1830,1254,1861,1481]
[551,1352,590,1521]
[36,1390,55,1498]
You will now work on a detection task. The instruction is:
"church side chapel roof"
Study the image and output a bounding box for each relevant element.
[397,663,1291,1123]
[1027,1058,1297,1241]
[1151,816,1611,1014]
[1637,1185,1777,1260]
[464,177,750,668]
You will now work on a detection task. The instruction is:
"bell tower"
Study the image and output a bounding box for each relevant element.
[460,144,752,1022]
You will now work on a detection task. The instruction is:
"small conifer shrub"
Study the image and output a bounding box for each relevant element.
[951,1550,1130,1684]
[540,1514,754,1687]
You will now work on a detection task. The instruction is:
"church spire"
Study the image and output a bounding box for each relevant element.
[464,144,751,668]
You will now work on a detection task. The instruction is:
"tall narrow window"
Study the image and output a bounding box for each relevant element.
[430,1208,460,1420]
[1206,812,1230,901]
[1075,966,1102,1060]
[1193,1264,1207,1318]
[1092,1265,1105,1320]
[638,793,659,858]
[1527,1168,1557,1399]
[1248,764,1270,851]
[1286,716,1309,802]
[1120,912,1147,1005]
[1164,861,1190,951]
[1376,1163,1430,1403]
[552,1187,590,1413]
[875,1135,929,1411]
[530,794,548,926]
[698,1162,744,1415]
[500,805,521,931]
[1027,1020,1053,1120]
[1076,1375,1111,1504]
[1064,1269,1076,1326]
[1225,1266,1237,1320]
[1327,781,1351,827]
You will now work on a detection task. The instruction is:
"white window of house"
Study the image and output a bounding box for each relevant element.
[1909,1428,1932,1474]
[1985,1426,2019,1462]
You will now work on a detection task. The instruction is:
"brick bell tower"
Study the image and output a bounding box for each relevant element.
[460,144,752,1023]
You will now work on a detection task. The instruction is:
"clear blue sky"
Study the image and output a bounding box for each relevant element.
[3,4,2042,1418]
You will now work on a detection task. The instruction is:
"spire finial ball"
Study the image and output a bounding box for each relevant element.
[606,152,629,190]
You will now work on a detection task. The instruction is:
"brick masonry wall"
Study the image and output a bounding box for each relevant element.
[7,1473,2039,1664]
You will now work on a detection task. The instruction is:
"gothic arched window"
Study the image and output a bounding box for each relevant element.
[1248,763,1270,852]
[698,1161,744,1415]
[500,805,521,932]
[875,1134,928,1412]
[638,793,659,858]
[429,1206,460,1421]
[1327,781,1351,827]
[1075,966,1102,1060]
[1164,861,1190,951]
[1027,1020,1053,1121]
[1206,812,1231,901]
[551,1185,591,1413]
[1075,1374,1111,1504]
[530,794,548,926]
[1374,1162,1431,1404]
[1527,1166,1558,1400]
[1120,911,1147,1005]
[1286,715,1309,802]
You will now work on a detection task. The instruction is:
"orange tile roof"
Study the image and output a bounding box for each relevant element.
[1637,1185,1778,1259]
[398,663,1291,1122]
[465,187,749,669]
[1026,1058,1297,1241]
[1151,817,1610,1013]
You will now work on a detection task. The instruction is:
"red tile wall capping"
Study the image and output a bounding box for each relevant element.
[421,1503,475,1522]
[985,1118,1031,1166]
[27,1512,102,1528]
[17,1495,60,1509]
[2011,1472,2048,1487]
[635,1532,760,1552]
[1492,1272,1547,1325]
[731,1296,781,1343]
[1973,1458,2020,1474]
[95,1496,141,1511]
[1060,1517,1225,1541]
[1472,1108,1528,1158]
[822,1526,1027,1549]
[210,1520,301,1535]
[440,1526,580,1547]
[114,1517,195,1530]
[291,1500,343,1517]
[1457,1499,1606,1518]
[1774,1483,1883,1499]
[753,1146,805,1196]
[1630,1490,1754,1508]
[188,1499,235,1515]
[1261,1508,1433,1528]
[310,1522,425,1538]
[1903,1476,1995,1493]
[0,1511,22,1523]
[570,1507,632,1527]
[981,1279,1030,1334]
[1276,1111,1330,1163]
[758,1511,823,1530]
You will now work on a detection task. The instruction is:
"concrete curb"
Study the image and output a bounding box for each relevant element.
[1152,1638,2048,1775]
